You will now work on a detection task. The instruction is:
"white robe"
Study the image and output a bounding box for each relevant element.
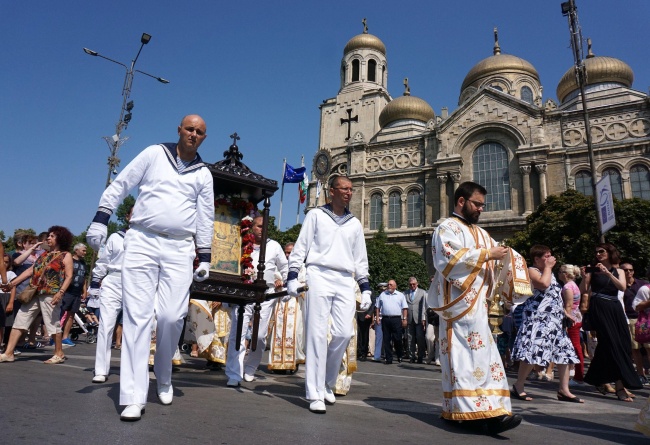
[428,216,511,421]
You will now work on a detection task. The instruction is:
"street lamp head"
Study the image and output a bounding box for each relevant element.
[561,1,573,15]
[83,47,98,56]
[141,33,152,45]
[157,77,170,84]
[126,100,134,111]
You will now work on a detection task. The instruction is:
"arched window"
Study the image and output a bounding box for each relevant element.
[491,85,503,92]
[521,86,533,104]
[602,168,623,200]
[368,59,377,82]
[630,164,650,200]
[575,170,593,196]
[369,193,383,230]
[352,60,360,82]
[407,190,422,227]
[472,142,510,211]
[388,192,401,228]
[382,66,386,86]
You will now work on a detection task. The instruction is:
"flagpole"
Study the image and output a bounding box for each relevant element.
[279,158,286,230]
[296,155,304,225]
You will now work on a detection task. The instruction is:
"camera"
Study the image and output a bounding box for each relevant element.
[585,266,599,274]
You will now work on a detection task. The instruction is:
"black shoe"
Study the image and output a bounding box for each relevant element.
[359,356,366,362]
[486,414,522,435]
[385,360,393,365]
[417,358,423,364]
[397,357,402,363]
[409,357,415,363]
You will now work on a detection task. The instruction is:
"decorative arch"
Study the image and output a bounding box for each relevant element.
[452,121,526,157]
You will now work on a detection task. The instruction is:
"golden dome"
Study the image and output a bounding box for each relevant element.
[461,54,539,91]
[344,33,386,55]
[461,28,539,92]
[556,52,634,103]
[379,79,434,128]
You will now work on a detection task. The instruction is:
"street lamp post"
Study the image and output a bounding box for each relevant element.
[561,0,605,243]
[83,33,169,188]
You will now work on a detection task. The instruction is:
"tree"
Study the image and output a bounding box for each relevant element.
[267,216,302,248]
[115,195,136,226]
[508,190,650,278]
[366,226,429,292]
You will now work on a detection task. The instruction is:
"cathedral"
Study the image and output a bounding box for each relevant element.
[306,20,650,266]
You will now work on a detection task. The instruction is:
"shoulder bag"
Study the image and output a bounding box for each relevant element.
[16,252,65,304]
[635,310,650,344]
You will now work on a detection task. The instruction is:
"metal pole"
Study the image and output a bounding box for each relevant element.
[563,0,605,242]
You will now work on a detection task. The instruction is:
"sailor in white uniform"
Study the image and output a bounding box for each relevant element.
[225,215,287,387]
[86,115,214,421]
[90,226,128,382]
[287,176,371,413]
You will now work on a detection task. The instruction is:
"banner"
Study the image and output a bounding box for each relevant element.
[596,175,616,234]
[283,164,306,184]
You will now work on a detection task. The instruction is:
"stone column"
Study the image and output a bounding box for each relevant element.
[437,174,448,220]
[451,173,461,191]
[535,164,548,202]
[401,193,408,228]
[622,172,631,199]
[382,195,388,229]
[363,198,369,229]
[520,165,532,215]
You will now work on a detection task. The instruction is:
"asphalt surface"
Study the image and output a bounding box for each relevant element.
[1,338,648,445]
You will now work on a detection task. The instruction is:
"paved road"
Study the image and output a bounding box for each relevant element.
[2,340,648,444]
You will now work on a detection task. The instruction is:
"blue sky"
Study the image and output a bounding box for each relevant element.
[1,0,648,238]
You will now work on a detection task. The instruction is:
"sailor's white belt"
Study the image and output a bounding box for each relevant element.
[131,224,193,241]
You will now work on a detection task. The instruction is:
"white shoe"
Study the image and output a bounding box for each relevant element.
[309,400,326,413]
[92,374,107,383]
[227,379,240,387]
[434,360,440,366]
[157,383,173,405]
[324,386,336,405]
[243,373,255,382]
[120,404,145,421]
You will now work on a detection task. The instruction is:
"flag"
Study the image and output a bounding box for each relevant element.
[299,173,308,204]
[283,164,306,183]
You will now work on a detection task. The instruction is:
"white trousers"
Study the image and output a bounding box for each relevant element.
[425,324,440,363]
[94,273,122,377]
[119,228,194,406]
[304,266,355,401]
[225,299,275,382]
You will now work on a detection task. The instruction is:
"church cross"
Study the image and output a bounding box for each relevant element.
[230,132,240,145]
[340,108,358,141]
[362,18,368,34]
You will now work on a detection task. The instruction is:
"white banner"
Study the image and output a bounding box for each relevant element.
[596,175,616,233]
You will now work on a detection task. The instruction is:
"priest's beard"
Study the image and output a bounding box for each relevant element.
[461,202,480,224]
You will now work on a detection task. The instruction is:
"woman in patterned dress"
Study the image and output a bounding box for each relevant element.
[511,245,582,403]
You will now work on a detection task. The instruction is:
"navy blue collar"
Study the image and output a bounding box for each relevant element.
[160,143,206,173]
[319,203,354,224]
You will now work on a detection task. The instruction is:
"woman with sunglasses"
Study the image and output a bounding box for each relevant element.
[581,243,641,401]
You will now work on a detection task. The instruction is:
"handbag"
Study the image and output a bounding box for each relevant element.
[15,252,65,304]
[635,310,650,344]
[17,284,39,304]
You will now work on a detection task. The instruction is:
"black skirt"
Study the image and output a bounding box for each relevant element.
[583,295,642,389]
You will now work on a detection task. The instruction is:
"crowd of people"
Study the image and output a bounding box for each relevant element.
[1,115,649,437]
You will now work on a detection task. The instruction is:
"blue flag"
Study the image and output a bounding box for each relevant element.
[283,164,306,184]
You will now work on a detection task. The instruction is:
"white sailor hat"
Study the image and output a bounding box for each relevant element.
[378,282,388,288]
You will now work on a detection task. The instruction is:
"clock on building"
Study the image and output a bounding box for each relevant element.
[313,151,332,181]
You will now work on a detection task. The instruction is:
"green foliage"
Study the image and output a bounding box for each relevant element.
[366,228,429,293]
[115,195,136,226]
[508,190,650,277]
[267,216,302,248]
